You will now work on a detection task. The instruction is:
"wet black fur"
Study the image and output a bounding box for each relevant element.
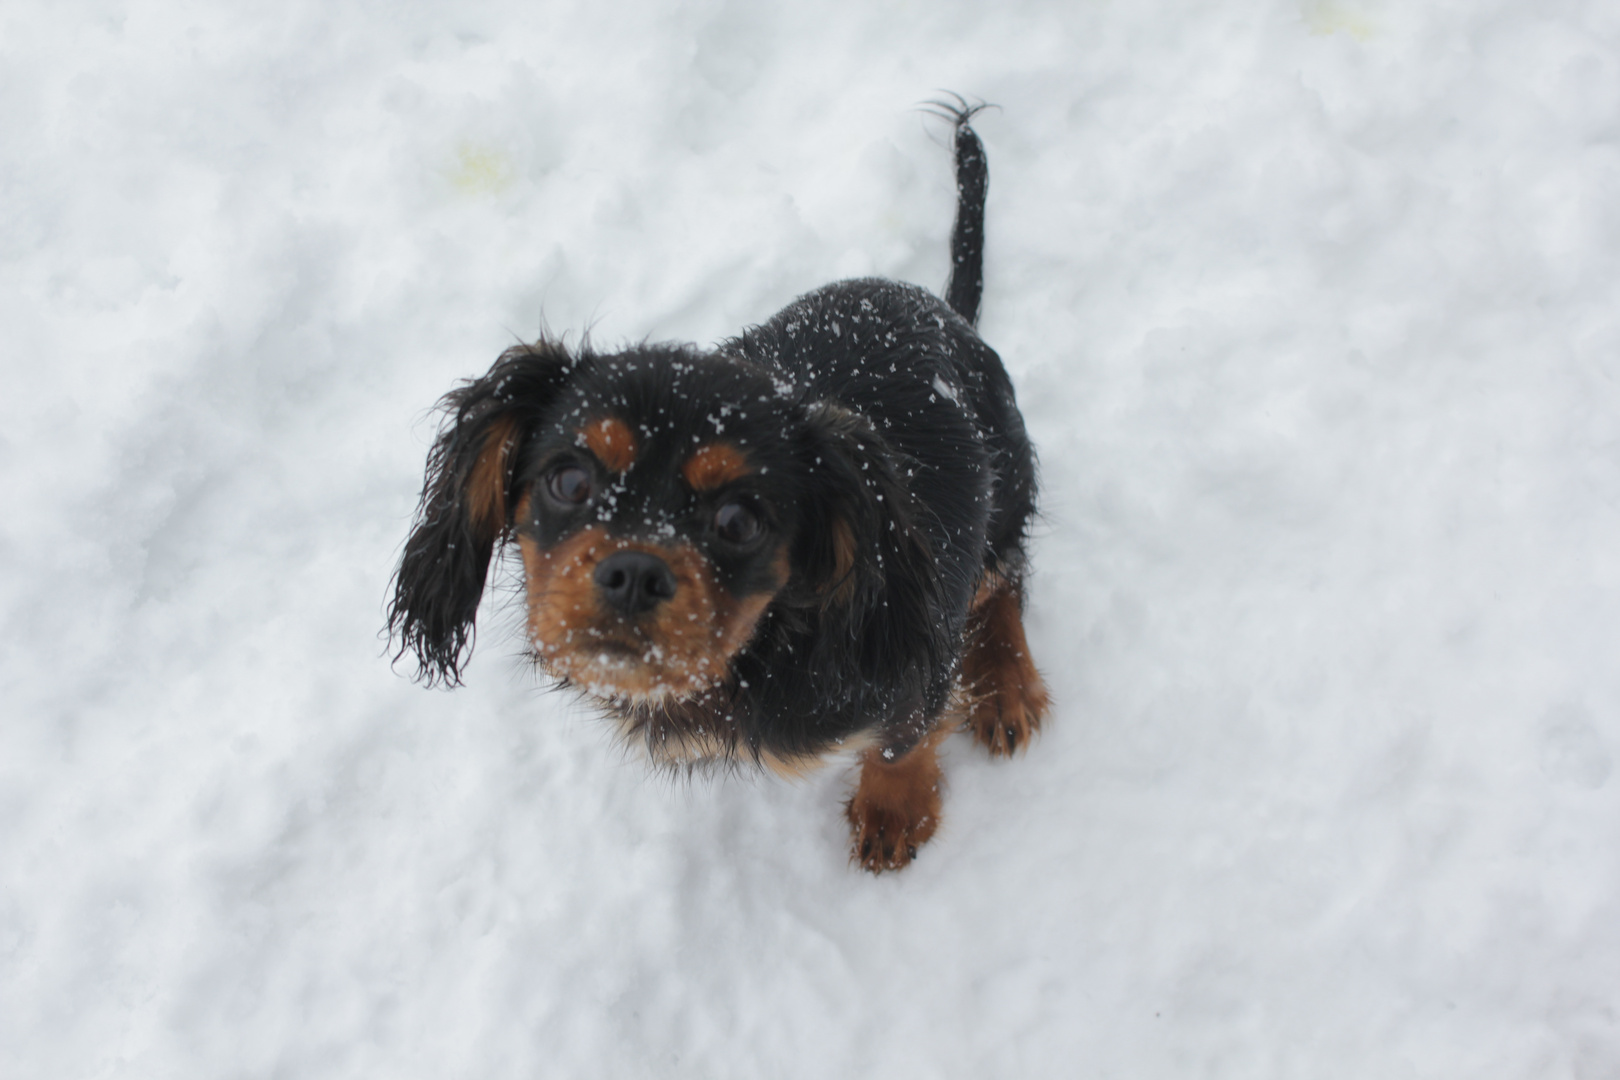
[388,102,1036,764]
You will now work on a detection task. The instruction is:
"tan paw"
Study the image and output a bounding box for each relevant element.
[965,666,1049,756]
[844,735,946,874]
[961,574,1050,757]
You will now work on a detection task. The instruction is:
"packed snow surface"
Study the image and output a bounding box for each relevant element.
[4,1,1619,1076]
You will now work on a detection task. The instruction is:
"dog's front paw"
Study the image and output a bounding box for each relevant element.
[965,670,1048,757]
[962,576,1050,757]
[845,739,945,873]
[847,794,938,873]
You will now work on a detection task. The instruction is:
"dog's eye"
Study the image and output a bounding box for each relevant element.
[545,463,593,506]
[714,501,763,545]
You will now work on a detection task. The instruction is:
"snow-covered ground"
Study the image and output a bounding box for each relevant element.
[5,1,1619,1076]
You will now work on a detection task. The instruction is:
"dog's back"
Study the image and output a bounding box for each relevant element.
[723,103,1036,614]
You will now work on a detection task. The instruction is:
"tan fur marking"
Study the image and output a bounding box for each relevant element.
[518,526,786,704]
[845,723,953,873]
[961,572,1051,757]
[681,443,752,492]
[581,417,637,473]
[824,516,858,604]
[468,416,518,538]
[760,751,826,780]
[761,726,878,779]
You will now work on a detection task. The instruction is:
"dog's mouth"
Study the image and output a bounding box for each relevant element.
[562,626,669,671]
[580,637,644,661]
[536,621,736,704]
[546,631,704,702]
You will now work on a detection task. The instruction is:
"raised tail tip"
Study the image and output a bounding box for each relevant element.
[918,91,998,129]
[921,92,995,326]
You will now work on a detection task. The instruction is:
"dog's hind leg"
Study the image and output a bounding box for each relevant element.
[961,572,1050,757]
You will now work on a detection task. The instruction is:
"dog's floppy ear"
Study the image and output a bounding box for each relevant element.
[388,340,579,686]
[796,402,948,681]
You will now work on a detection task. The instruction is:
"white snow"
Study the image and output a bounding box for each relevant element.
[4,1,1620,1077]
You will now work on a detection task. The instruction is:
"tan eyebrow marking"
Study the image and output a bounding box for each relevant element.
[681,443,752,492]
[580,417,637,473]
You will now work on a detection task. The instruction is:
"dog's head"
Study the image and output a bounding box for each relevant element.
[388,341,936,704]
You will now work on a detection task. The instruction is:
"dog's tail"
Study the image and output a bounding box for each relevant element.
[927,95,992,327]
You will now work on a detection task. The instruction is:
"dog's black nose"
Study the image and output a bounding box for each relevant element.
[593,550,678,616]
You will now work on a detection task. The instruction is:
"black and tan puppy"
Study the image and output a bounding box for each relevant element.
[389,102,1047,872]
